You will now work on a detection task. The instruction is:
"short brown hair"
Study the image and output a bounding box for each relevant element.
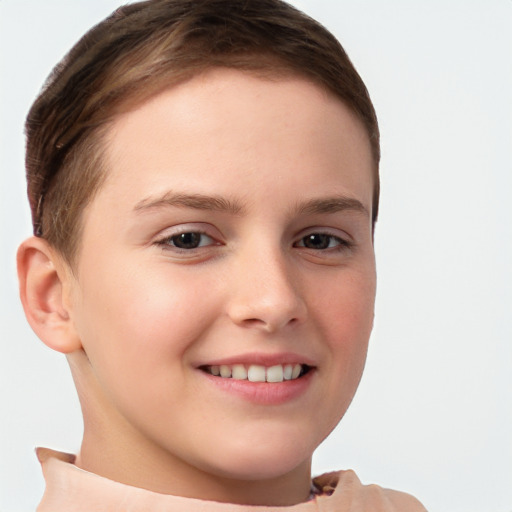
[25,0,380,265]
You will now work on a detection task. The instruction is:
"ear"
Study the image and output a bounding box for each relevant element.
[17,236,82,353]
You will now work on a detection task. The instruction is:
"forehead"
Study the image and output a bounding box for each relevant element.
[97,68,373,216]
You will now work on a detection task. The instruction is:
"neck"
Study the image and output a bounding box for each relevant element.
[76,421,312,506]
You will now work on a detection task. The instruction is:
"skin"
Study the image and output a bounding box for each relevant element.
[18,69,376,506]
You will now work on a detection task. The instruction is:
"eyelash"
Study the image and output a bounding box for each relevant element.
[294,233,352,251]
[155,230,216,251]
[154,230,352,253]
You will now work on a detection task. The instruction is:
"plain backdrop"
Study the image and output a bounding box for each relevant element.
[1,1,511,511]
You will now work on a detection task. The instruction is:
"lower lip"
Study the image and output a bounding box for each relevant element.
[198,370,315,405]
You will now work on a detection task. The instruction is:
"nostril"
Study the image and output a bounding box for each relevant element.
[242,318,267,328]
[245,318,258,323]
[226,284,307,332]
[241,316,299,332]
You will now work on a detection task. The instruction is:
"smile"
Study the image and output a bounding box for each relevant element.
[201,363,311,383]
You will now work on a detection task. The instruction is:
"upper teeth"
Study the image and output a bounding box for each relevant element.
[206,363,304,383]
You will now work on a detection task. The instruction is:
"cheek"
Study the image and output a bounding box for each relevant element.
[318,265,376,342]
[72,259,219,399]
[314,266,375,394]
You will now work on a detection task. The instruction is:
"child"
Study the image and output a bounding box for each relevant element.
[17,0,426,509]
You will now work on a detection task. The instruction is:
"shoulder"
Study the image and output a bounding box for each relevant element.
[313,470,427,511]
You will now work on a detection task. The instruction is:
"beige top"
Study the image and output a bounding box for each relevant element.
[36,448,427,511]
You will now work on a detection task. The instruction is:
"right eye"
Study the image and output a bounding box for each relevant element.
[156,231,215,250]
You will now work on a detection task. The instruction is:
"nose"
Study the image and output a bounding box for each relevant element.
[226,245,307,333]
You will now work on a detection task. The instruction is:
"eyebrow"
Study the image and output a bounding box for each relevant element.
[134,192,245,215]
[134,191,368,217]
[296,196,369,217]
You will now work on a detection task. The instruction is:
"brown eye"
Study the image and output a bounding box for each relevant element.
[171,233,202,249]
[296,233,349,250]
[301,234,331,249]
[161,232,214,249]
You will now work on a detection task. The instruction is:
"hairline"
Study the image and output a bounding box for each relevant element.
[48,64,378,271]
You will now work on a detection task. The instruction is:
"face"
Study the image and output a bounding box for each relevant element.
[67,69,376,486]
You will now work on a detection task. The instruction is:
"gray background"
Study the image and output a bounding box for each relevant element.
[1,1,511,511]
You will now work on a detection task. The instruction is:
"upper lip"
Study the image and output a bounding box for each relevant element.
[195,352,317,368]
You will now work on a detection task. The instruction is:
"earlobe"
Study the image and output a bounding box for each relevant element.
[17,237,82,354]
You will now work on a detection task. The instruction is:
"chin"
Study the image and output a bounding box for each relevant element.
[209,454,310,482]
[196,429,315,481]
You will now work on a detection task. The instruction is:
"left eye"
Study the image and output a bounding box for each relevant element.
[295,233,346,250]
[159,232,214,250]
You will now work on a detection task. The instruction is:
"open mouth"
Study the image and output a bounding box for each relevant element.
[200,363,312,383]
